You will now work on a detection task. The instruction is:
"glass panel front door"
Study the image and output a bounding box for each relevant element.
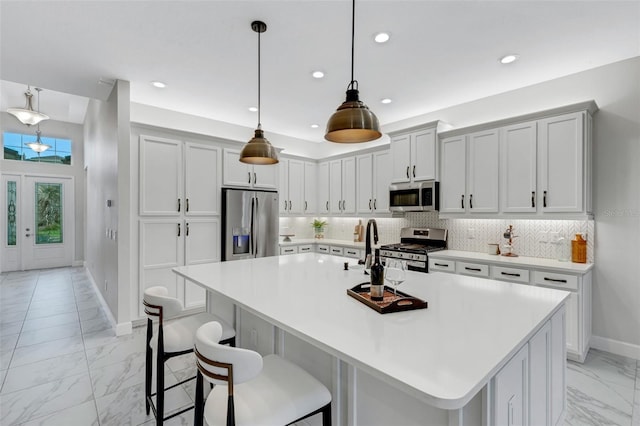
[35,183,63,244]
[7,181,17,246]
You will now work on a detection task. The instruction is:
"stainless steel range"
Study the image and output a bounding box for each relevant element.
[380,227,447,273]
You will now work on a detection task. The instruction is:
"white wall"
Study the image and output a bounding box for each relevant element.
[84,80,132,328]
[0,112,85,264]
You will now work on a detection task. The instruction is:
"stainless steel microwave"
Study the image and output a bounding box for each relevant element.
[389,181,439,212]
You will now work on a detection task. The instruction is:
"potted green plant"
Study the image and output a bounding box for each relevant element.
[311,219,327,239]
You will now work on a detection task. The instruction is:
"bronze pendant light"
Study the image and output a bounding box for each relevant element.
[239,20,279,165]
[325,0,381,143]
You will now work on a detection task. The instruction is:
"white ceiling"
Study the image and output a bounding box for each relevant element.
[1,1,639,142]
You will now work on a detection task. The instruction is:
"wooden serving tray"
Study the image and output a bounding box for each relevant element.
[347,282,428,314]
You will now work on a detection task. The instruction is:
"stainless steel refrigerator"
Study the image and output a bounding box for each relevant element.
[221,188,279,261]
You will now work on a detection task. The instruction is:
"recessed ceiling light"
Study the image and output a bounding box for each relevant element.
[311,124,319,128]
[248,107,258,112]
[500,54,519,64]
[312,71,325,79]
[151,81,166,88]
[381,98,392,104]
[374,32,390,43]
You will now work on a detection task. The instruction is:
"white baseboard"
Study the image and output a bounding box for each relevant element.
[591,335,640,360]
[83,265,132,336]
[72,260,84,267]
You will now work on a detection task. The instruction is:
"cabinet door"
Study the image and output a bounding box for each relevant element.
[501,122,537,213]
[342,157,357,214]
[252,163,278,189]
[492,344,528,426]
[467,129,499,213]
[185,143,220,216]
[564,292,579,355]
[373,150,392,213]
[539,112,584,212]
[329,160,343,214]
[412,128,437,181]
[551,306,567,426]
[529,321,551,426]
[184,218,219,308]
[390,134,411,183]
[287,159,305,215]
[223,149,252,188]
[356,154,373,214]
[303,162,317,214]
[440,136,467,213]
[318,162,330,214]
[278,160,289,215]
[140,136,183,216]
[139,220,184,316]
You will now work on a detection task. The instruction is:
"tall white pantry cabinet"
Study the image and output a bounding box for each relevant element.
[138,135,221,315]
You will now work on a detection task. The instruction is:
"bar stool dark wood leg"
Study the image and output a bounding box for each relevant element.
[145,318,153,415]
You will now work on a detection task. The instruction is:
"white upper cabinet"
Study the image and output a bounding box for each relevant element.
[501,122,537,213]
[318,161,330,214]
[139,136,183,216]
[538,112,584,213]
[303,162,317,214]
[390,124,437,183]
[330,157,356,215]
[184,143,221,216]
[223,148,278,189]
[140,136,221,217]
[467,129,499,213]
[440,135,466,213]
[357,150,392,214]
[439,101,595,218]
[279,158,305,215]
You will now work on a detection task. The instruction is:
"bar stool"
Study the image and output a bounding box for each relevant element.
[143,286,236,426]
[193,321,332,426]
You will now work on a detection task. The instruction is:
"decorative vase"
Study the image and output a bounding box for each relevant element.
[314,227,325,239]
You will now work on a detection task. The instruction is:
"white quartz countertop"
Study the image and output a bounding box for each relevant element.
[430,250,593,273]
[173,253,568,410]
[279,238,369,248]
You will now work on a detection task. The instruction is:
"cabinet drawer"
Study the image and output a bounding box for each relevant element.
[330,246,344,256]
[491,266,530,283]
[344,248,361,258]
[280,246,298,255]
[317,245,329,253]
[533,271,578,291]
[429,258,455,273]
[456,261,489,277]
[298,244,313,253]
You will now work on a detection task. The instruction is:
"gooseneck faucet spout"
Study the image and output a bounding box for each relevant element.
[364,219,379,271]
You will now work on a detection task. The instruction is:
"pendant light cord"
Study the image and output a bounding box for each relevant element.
[257,29,262,129]
[350,0,355,87]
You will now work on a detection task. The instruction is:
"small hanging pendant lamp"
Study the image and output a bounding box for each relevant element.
[24,88,51,155]
[325,0,381,143]
[239,20,279,165]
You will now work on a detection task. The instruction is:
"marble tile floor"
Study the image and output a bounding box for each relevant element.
[0,267,639,425]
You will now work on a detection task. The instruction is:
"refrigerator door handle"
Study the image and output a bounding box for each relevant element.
[254,196,259,256]
[250,197,255,256]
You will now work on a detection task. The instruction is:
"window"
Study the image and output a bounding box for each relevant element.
[3,132,72,165]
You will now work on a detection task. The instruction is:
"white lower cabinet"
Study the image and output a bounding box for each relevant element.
[280,246,299,255]
[298,244,313,253]
[491,344,529,426]
[429,254,590,362]
[139,218,219,314]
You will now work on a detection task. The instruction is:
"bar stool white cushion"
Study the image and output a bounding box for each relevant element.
[196,322,331,426]
[150,312,235,353]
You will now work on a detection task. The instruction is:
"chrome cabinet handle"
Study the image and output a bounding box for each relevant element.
[248,172,251,184]
[412,165,416,178]
[543,190,547,208]
[369,199,372,210]
[186,198,189,212]
[374,199,377,210]
[469,194,473,209]
[434,263,448,267]
[186,222,189,236]
[465,267,481,272]
[544,277,568,283]
[532,191,535,208]
[501,272,520,277]
[177,223,181,237]
[289,200,292,210]
[461,194,465,209]
[177,198,181,212]
[406,166,410,179]
[254,172,257,184]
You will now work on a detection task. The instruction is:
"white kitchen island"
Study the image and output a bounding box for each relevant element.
[173,253,569,426]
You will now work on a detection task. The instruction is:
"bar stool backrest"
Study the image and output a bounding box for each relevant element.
[143,286,184,320]
[195,321,263,386]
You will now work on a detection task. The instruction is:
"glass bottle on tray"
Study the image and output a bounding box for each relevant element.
[370,249,384,301]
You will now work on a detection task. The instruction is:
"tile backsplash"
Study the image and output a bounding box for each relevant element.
[280,214,594,263]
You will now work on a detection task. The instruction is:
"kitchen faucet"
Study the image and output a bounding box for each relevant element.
[363,219,379,272]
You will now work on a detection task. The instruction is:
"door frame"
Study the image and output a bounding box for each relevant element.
[1,172,75,272]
